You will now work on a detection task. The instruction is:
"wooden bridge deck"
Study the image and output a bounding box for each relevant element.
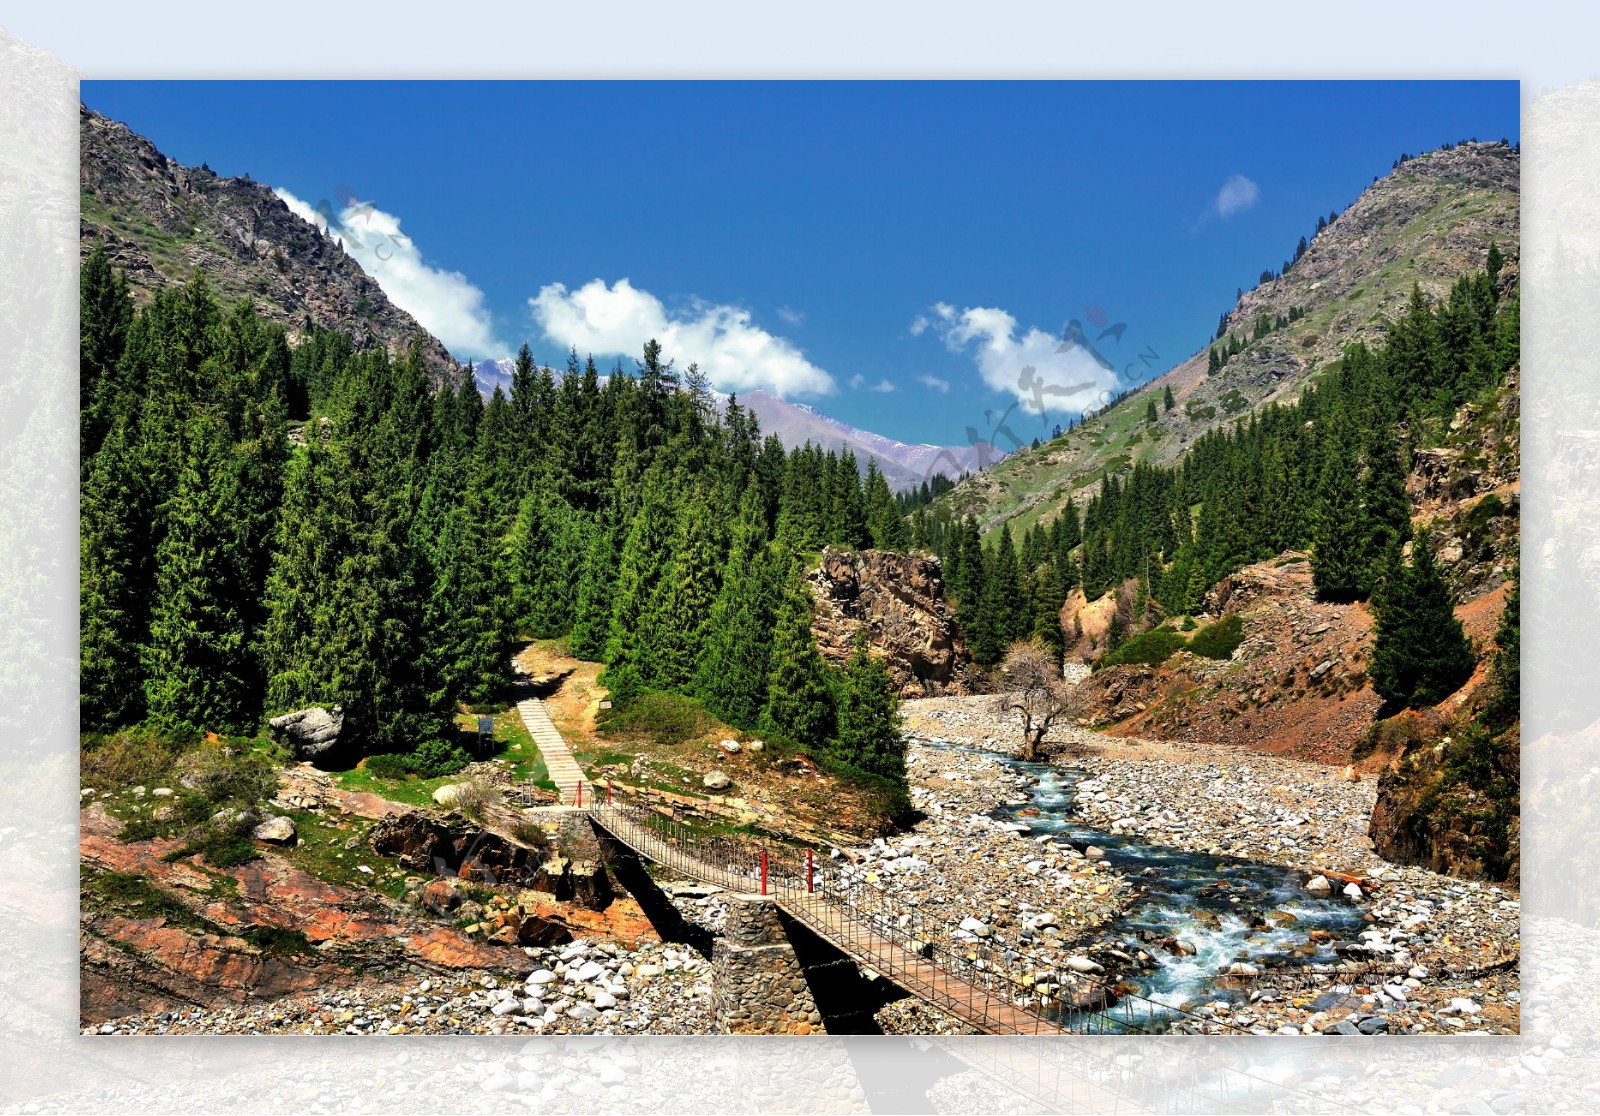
[586,799,1066,1036]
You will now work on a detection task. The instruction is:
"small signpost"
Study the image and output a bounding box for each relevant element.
[475,715,494,758]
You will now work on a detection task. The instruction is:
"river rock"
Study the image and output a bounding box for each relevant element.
[1065,955,1103,974]
[1306,875,1332,894]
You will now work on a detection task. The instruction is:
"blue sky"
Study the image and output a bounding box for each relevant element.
[81,80,1519,447]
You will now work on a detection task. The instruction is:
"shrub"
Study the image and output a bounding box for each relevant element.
[1100,628,1187,668]
[174,746,278,809]
[363,739,470,781]
[509,819,551,848]
[82,726,192,788]
[1189,614,1245,660]
[450,776,499,821]
[598,692,713,747]
[1180,616,1197,631]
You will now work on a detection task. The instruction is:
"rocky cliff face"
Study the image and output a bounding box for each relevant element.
[79,105,462,388]
[1369,726,1520,883]
[806,548,974,697]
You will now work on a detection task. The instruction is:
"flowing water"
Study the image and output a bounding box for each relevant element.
[927,740,1369,1032]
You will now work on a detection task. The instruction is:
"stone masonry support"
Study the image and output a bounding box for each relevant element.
[711,893,824,1035]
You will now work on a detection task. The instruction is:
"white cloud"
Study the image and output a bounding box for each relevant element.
[274,187,506,359]
[924,303,1123,416]
[777,305,805,326]
[530,278,835,397]
[909,315,930,336]
[869,378,895,393]
[918,373,950,393]
[1215,174,1260,218]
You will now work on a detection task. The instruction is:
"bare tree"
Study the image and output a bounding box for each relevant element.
[994,641,1073,761]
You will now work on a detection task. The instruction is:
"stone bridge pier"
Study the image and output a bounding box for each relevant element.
[711,894,826,1034]
[711,893,903,1034]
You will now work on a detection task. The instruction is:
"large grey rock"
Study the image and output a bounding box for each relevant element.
[268,706,344,761]
[702,771,732,791]
[251,816,297,845]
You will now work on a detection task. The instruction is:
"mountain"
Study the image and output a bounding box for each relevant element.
[937,140,1520,540]
[78,105,463,388]
[474,359,996,491]
[738,390,996,491]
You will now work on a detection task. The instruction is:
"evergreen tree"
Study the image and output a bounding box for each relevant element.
[1362,424,1412,585]
[695,487,778,729]
[1163,384,1176,412]
[1310,431,1368,602]
[641,481,726,693]
[864,458,909,550]
[79,417,156,730]
[1369,533,1476,710]
[422,501,512,707]
[1144,398,1159,424]
[760,559,837,749]
[831,631,906,784]
[601,468,677,698]
[568,516,620,660]
[141,416,255,735]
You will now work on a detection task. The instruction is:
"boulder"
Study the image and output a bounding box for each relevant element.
[251,816,297,845]
[433,784,462,807]
[702,771,732,791]
[268,706,345,763]
[718,740,742,755]
[1305,875,1332,895]
[417,878,463,915]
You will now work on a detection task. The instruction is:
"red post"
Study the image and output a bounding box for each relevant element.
[760,851,768,896]
[606,779,612,805]
[807,849,814,893]
[575,781,582,807]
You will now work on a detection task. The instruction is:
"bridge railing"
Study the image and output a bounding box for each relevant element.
[586,791,1247,1036]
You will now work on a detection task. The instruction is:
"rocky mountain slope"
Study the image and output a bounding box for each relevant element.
[1069,373,1518,761]
[938,141,1520,541]
[79,105,462,387]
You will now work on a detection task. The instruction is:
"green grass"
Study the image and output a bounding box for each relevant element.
[278,810,412,900]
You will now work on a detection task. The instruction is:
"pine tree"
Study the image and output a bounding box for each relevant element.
[141,416,255,735]
[831,631,906,785]
[80,417,156,729]
[1362,424,1412,588]
[694,487,777,729]
[759,559,836,749]
[80,240,133,457]
[1145,398,1159,425]
[864,459,909,550]
[422,501,511,707]
[601,468,678,699]
[641,481,726,693]
[569,516,620,660]
[1369,533,1476,710]
[1163,384,1176,412]
[1310,431,1368,602]
[1208,346,1221,375]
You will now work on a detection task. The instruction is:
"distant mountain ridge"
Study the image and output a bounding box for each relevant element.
[474,358,996,490]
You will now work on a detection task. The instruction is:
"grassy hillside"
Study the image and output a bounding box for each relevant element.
[936,140,1520,543]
